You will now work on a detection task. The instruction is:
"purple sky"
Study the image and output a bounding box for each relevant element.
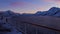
[0,0,60,13]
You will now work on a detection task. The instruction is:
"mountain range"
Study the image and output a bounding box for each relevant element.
[0,7,60,17]
[35,7,60,16]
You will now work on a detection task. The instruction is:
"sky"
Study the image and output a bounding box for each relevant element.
[0,0,60,14]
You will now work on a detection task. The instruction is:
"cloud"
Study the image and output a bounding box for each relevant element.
[44,0,60,5]
[55,0,60,1]
[43,0,52,2]
[44,0,60,2]
[54,0,60,3]
[10,2,28,7]
[44,0,52,2]
[10,1,38,8]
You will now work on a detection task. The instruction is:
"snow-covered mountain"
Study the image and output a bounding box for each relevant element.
[35,11,47,16]
[47,7,60,16]
[2,7,60,17]
[35,7,60,16]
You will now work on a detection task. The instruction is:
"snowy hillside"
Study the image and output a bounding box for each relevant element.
[0,11,22,34]
[35,7,60,16]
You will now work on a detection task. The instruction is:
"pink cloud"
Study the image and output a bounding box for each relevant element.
[10,2,38,8]
[44,0,53,2]
[44,0,60,2]
[52,0,60,3]
[43,0,60,4]
[54,0,60,3]
[10,2,28,7]
[55,0,60,1]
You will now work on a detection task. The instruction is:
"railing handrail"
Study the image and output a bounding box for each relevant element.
[21,21,60,32]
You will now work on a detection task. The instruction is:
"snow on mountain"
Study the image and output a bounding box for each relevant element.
[3,10,16,17]
[35,11,47,16]
[47,7,60,16]
[35,7,60,16]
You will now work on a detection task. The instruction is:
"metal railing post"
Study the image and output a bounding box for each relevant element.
[25,23,27,34]
[36,27,38,34]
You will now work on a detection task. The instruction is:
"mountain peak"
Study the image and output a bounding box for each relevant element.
[35,7,60,16]
[51,7,59,9]
[49,7,60,11]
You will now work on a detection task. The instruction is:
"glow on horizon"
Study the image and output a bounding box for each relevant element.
[0,0,60,14]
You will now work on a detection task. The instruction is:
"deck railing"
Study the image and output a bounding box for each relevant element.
[18,21,60,34]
